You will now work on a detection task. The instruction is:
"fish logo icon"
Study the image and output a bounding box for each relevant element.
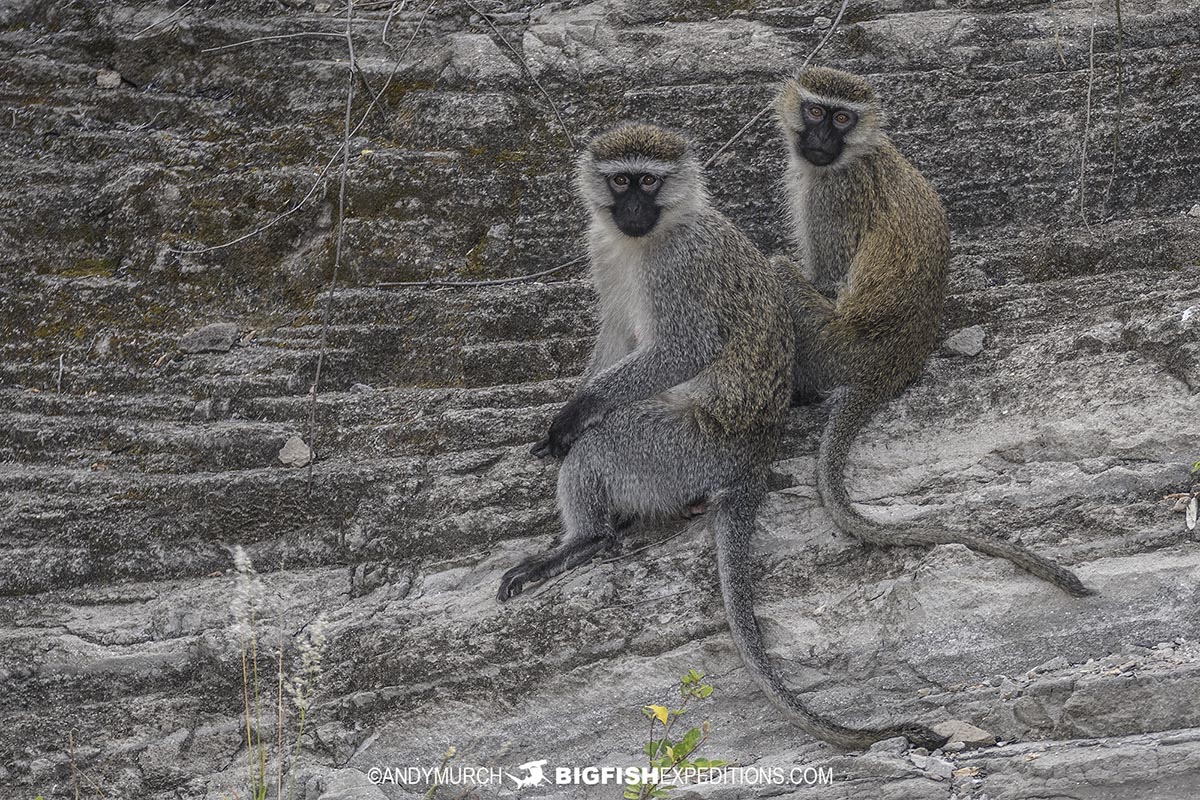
[508,759,549,789]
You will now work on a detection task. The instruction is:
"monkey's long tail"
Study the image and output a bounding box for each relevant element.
[711,486,946,750]
[817,386,1094,597]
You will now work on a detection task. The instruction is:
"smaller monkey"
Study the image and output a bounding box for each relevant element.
[774,67,1091,597]
[500,123,946,750]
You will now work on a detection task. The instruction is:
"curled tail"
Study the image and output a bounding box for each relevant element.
[711,485,945,750]
[817,386,1093,597]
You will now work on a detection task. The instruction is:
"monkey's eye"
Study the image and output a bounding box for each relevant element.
[833,110,854,127]
[807,105,825,120]
[639,174,659,189]
[609,174,630,192]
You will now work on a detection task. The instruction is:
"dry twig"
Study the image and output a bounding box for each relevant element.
[170,1,436,256]
[133,0,194,39]
[1102,0,1125,214]
[201,32,347,54]
[1049,0,1068,68]
[70,731,80,800]
[1078,0,1098,224]
[306,0,359,490]
[383,0,409,45]
[464,0,576,148]
[375,255,587,287]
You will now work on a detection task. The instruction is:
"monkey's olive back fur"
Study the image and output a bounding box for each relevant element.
[775,67,1092,598]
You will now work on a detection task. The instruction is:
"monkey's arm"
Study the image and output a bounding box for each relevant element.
[588,337,706,404]
[839,216,944,331]
[794,224,942,402]
[533,317,710,459]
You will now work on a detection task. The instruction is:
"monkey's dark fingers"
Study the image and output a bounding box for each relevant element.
[538,427,580,459]
[530,435,572,459]
[497,561,539,602]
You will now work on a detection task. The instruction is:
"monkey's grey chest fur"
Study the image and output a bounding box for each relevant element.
[788,174,858,299]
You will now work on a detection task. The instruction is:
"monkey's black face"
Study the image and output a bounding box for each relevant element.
[796,102,858,167]
[607,172,663,237]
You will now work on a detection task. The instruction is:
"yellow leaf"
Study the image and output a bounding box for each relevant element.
[645,705,669,725]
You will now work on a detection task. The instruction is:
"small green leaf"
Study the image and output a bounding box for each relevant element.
[644,705,669,725]
[678,727,701,755]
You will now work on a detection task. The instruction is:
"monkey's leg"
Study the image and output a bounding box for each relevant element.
[497,537,611,602]
[497,456,619,602]
[500,406,727,602]
[786,277,850,406]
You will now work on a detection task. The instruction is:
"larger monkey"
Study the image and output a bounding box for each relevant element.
[498,124,945,749]
[775,67,1091,596]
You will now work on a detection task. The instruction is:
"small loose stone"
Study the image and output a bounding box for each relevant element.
[278,436,313,467]
[943,325,986,357]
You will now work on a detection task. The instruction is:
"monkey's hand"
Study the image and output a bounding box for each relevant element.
[531,394,602,459]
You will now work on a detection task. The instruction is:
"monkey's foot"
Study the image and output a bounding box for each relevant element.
[497,560,544,602]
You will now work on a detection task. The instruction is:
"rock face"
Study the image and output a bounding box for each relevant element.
[179,322,240,354]
[1,1,1199,799]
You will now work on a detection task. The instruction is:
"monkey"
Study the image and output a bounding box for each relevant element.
[496,123,947,750]
[773,67,1092,597]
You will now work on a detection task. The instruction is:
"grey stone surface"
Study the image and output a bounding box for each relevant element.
[317,768,391,800]
[933,719,996,749]
[1,1,1199,799]
[179,322,240,354]
[942,325,986,357]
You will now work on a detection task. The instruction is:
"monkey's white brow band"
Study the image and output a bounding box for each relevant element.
[595,157,678,175]
[794,91,874,115]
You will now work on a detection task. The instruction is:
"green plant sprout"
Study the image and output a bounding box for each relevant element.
[624,669,728,799]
